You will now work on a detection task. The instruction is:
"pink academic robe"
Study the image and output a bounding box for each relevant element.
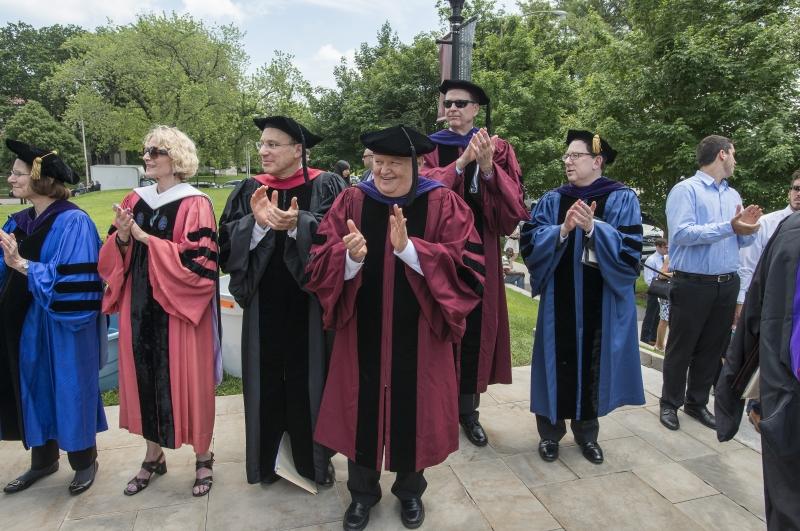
[98,191,218,453]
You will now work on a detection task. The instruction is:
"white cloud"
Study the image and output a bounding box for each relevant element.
[182,0,244,21]
[312,43,351,63]
[297,43,355,89]
[0,0,160,26]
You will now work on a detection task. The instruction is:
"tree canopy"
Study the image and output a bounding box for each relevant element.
[0,100,85,175]
[1,1,798,224]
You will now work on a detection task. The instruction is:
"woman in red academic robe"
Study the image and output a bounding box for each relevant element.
[98,126,220,498]
[306,125,484,530]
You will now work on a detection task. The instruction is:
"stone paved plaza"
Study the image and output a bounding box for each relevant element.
[0,365,765,530]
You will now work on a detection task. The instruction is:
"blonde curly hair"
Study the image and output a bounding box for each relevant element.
[143,125,199,179]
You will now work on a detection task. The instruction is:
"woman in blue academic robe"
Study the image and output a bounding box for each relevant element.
[0,140,107,495]
[521,131,645,465]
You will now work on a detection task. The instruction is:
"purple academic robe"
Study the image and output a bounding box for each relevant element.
[306,186,484,472]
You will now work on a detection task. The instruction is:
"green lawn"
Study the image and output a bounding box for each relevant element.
[635,272,649,308]
[506,286,538,367]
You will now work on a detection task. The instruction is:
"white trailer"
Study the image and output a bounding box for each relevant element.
[91,165,143,190]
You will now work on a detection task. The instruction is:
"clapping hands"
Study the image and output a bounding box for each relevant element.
[250,187,299,231]
[731,204,763,236]
[561,200,597,238]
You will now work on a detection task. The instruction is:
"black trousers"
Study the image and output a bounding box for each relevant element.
[346,460,427,507]
[535,415,599,446]
[31,440,97,472]
[762,434,800,530]
[459,393,480,421]
[640,293,660,343]
[660,274,738,410]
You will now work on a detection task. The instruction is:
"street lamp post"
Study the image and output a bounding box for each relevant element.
[74,80,91,188]
[448,0,466,79]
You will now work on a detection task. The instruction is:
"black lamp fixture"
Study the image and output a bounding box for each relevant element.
[448,0,465,22]
[447,0,466,79]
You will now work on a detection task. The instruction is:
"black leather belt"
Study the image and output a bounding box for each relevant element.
[674,271,737,283]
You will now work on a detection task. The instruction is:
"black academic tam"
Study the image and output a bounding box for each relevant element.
[253,116,323,148]
[5,139,80,184]
[360,125,435,157]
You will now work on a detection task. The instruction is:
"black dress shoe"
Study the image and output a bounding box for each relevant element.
[581,442,604,464]
[318,461,336,488]
[3,461,59,494]
[684,406,716,429]
[660,406,680,430]
[538,439,559,462]
[343,501,371,531]
[261,472,280,485]
[400,497,425,529]
[460,418,488,447]
[69,461,98,495]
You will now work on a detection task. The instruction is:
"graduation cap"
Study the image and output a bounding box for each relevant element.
[566,129,617,166]
[360,125,435,206]
[439,79,492,134]
[253,116,323,184]
[5,139,79,184]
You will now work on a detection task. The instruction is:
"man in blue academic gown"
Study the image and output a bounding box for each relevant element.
[520,130,645,464]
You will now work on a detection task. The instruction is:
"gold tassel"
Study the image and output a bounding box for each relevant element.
[29,151,57,180]
[31,157,42,180]
[592,134,602,156]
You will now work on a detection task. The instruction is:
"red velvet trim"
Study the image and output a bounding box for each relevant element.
[253,167,322,190]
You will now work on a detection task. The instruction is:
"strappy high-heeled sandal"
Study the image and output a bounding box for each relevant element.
[192,452,214,497]
[123,452,167,496]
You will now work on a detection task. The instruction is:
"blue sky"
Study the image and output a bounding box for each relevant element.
[0,0,518,88]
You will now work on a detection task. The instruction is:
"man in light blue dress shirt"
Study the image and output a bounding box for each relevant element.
[659,135,762,432]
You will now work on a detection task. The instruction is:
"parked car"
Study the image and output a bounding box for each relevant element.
[70,183,86,197]
[222,179,242,188]
[641,223,664,263]
[193,181,217,189]
[139,178,156,187]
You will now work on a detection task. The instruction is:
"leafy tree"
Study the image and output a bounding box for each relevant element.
[560,0,800,227]
[1,100,85,177]
[470,3,578,197]
[309,25,441,171]
[0,22,85,126]
[47,13,246,168]
[234,51,315,172]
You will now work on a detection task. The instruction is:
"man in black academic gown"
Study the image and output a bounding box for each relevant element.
[716,211,800,530]
[218,116,344,486]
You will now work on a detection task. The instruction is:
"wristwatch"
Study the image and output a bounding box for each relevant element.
[19,259,29,273]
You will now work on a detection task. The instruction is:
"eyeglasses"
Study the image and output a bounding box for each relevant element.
[9,170,30,177]
[443,99,477,109]
[561,152,594,162]
[362,154,373,159]
[791,185,800,192]
[143,146,170,158]
[256,141,297,151]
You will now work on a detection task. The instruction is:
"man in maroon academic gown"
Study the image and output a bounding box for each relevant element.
[424,79,529,446]
[306,125,484,530]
